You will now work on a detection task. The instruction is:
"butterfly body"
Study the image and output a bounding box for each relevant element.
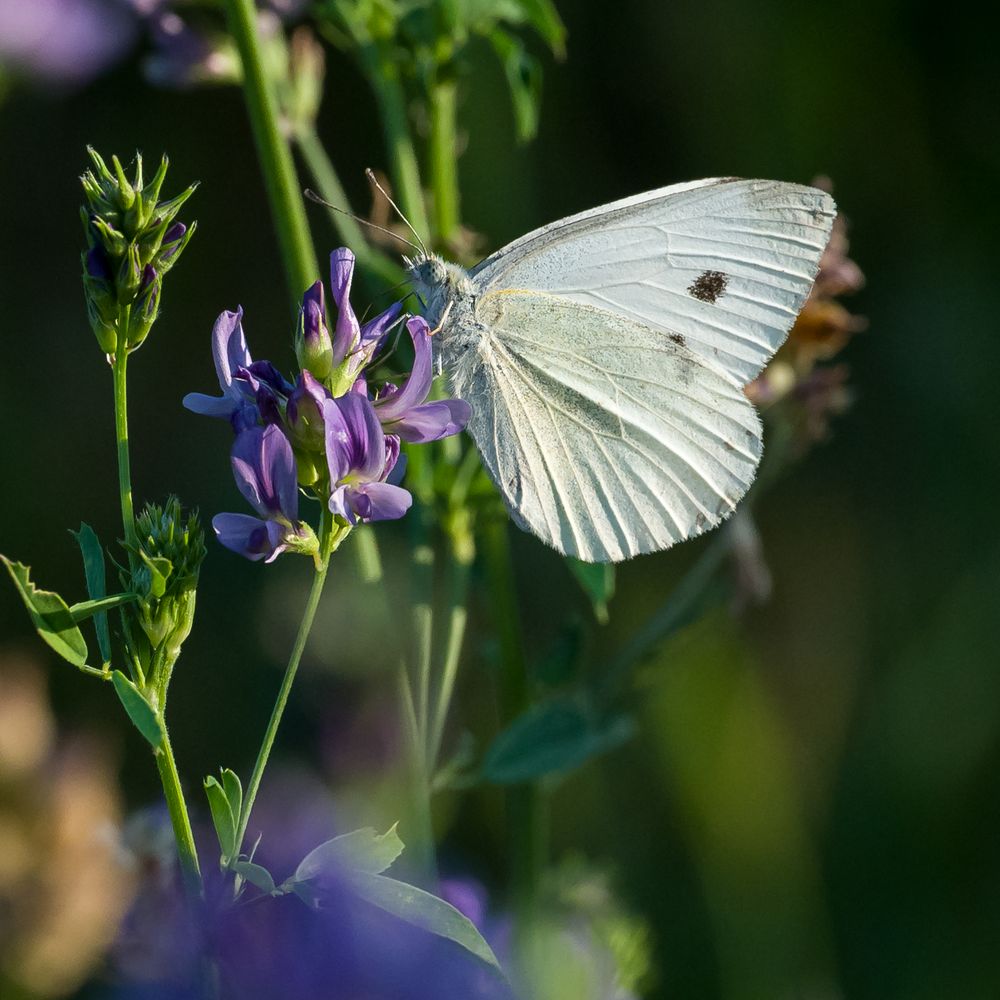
[407,179,836,563]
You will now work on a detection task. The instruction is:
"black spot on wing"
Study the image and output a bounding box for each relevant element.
[669,333,686,346]
[687,270,729,304]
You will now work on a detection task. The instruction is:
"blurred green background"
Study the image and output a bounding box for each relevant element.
[2,1,999,998]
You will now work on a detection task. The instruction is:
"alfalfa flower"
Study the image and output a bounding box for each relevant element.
[324,393,411,525]
[213,425,317,562]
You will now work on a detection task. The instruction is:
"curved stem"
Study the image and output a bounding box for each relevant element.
[224,0,319,302]
[155,726,203,899]
[234,513,346,855]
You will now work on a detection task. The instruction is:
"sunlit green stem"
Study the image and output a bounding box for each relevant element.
[397,661,437,883]
[428,76,460,244]
[358,45,431,245]
[484,520,545,934]
[112,349,137,564]
[234,512,346,856]
[225,0,319,301]
[155,726,203,899]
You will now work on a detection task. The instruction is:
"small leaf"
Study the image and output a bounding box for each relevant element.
[567,559,615,625]
[111,670,164,749]
[232,860,276,894]
[69,592,138,622]
[2,555,89,667]
[511,0,566,55]
[349,871,502,972]
[205,776,237,860]
[295,825,405,885]
[221,768,243,825]
[139,551,172,599]
[482,697,635,784]
[72,523,111,663]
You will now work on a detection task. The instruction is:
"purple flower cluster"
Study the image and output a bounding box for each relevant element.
[184,248,470,561]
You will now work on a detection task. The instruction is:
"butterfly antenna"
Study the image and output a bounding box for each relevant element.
[365,168,429,258]
[303,189,424,255]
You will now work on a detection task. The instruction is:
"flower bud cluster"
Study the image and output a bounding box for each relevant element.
[126,498,206,671]
[80,147,196,355]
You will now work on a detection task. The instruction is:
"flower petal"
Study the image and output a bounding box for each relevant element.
[359,299,404,354]
[230,424,298,519]
[375,316,433,422]
[329,248,360,365]
[338,392,386,482]
[212,513,288,562]
[357,482,412,522]
[388,399,472,443]
[182,391,239,418]
[211,307,250,389]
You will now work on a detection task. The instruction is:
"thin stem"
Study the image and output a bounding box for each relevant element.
[358,45,431,245]
[234,513,345,856]
[396,661,437,883]
[224,0,319,302]
[112,351,137,561]
[428,76,460,245]
[483,520,545,934]
[155,727,203,900]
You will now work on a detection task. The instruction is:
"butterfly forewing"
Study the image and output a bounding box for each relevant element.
[472,178,836,386]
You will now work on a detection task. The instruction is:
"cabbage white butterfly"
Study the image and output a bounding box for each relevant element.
[407,178,836,563]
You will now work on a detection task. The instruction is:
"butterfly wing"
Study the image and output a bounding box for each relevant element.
[472,178,836,386]
[450,291,762,562]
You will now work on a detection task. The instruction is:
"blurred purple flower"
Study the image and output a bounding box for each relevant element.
[142,9,241,89]
[0,0,136,86]
[324,393,411,525]
[375,316,471,443]
[213,424,305,562]
[329,247,404,384]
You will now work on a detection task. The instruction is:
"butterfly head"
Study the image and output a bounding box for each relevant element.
[405,253,475,333]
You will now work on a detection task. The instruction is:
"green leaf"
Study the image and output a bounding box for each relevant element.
[221,768,243,826]
[482,697,635,784]
[233,860,276,894]
[72,523,111,663]
[294,825,405,885]
[349,872,502,972]
[205,776,237,860]
[139,551,172,599]
[511,0,566,54]
[2,555,89,667]
[567,558,615,625]
[69,592,138,622]
[111,670,164,749]
[490,29,543,143]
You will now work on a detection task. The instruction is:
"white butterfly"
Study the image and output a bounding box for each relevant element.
[407,178,836,563]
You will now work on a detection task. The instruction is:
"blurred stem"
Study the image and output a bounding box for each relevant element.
[358,44,431,245]
[427,542,471,770]
[397,660,436,883]
[296,126,404,290]
[155,726,203,900]
[484,520,546,937]
[225,0,319,302]
[428,76,460,244]
[234,511,346,857]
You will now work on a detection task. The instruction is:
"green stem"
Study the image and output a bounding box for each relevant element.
[428,76,460,245]
[483,520,545,933]
[225,0,319,302]
[359,45,431,245]
[234,513,345,856]
[155,726,203,899]
[112,351,137,561]
[397,661,437,883]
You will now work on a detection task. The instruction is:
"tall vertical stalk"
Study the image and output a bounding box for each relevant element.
[224,0,319,301]
[155,729,204,899]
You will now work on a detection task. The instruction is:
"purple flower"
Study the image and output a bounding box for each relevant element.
[183,308,254,423]
[324,394,411,525]
[286,370,329,451]
[213,425,312,562]
[329,248,404,389]
[375,316,471,443]
[142,10,241,89]
[0,0,137,86]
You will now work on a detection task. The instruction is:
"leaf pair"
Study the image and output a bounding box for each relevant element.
[204,768,245,865]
